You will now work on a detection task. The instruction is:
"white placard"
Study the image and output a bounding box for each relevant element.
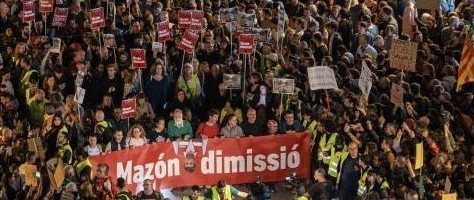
[307,66,339,91]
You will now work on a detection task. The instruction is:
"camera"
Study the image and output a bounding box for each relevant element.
[248,175,272,200]
[285,171,302,189]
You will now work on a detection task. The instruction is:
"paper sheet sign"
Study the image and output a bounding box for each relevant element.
[190,10,204,31]
[441,193,457,200]
[307,66,339,91]
[90,7,105,30]
[219,7,238,23]
[223,74,241,89]
[178,10,192,29]
[131,49,146,69]
[157,21,172,42]
[273,78,295,94]
[178,31,199,54]
[51,38,61,53]
[389,39,418,72]
[52,7,68,27]
[20,164,38,186]
[238,13,256,27]
[390,83,405,108]
[277,10,286,34]
[23,1,35,23]
[121,98,137,119]
[74,87,86,104]
[238,34,255,54]
[358,60,373,99]
[39,0,54,13]
[415,142,424,169]
[75,71,85,87]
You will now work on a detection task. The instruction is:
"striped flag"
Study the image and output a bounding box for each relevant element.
[457,26,474,91]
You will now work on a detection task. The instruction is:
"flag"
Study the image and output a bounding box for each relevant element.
[457,26,474,91]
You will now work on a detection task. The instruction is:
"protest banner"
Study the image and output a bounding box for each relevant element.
[178,10,192,29]
[273,78,295,94]
[416,0,440,11]
[358,61,373,99]
[90,7,105,30]
[131,49,146,69]
[223,74,241,90]
[51,38,61,53]
[103,34,116,48]
[307,66,339,91]
[121,98,137,119]
[219,7,238,23]
[415,142,424,169]
[75,71,85,87]
[389,39,418,72]
[90,133,311,193]
[190,10,204,31]
[52,7,68,27]
[390,83,405,108]
[22,1,35,23]
[39,0,53,13]
[441,193,457,200]
[238,13,256,27]
[178,31,199,54]
[74,87,86,104]
[157,21,172,42]
[238,34,255,55]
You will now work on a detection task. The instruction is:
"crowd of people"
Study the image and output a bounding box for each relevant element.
[0,0,473,199]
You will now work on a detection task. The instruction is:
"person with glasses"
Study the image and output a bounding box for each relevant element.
[136,179,164,200]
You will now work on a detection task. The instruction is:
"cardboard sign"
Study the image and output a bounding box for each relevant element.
[238,34,255,54]
[74,87,86,104]
[23,1,35,23]
[52,7,68,27]
[415,142,423,169]
[27,137,45,160]
[238,13,256,27]
[39,0,54,13]
[416,0,440,11]
[121,98,137,119]
[178,31,199,54]
[190,10,204,31]
[389,39,418,72]
[89,133,311,193]
[307,66,339,91]
[90,7,105,30]
[219,7,238,23]
[441,193,457,200]
[178,10,192,29]
[223,74,241,89]
[273,78,295,94]
[358,60,372,99]
[51,38,61,53]
[75,71,85,87]
[390,83,404,108]
[103,34,116,48]
[131,49,146,69]
[48,159,65,189]
[20,164,38,186]
[157,21,172,42]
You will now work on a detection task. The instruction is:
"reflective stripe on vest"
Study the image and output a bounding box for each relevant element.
[357,167,371,196]
[297,196,309,200]
[211,185,232,200]
[328,149,342,178]
[318,133,337,164]
[58,144,73,164]
[183,196,204,200]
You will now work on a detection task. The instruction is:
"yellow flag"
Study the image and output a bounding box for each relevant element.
[415,142,423,169]
[442,193,457,200]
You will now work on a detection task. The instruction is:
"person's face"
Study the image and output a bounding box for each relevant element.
[228,116,237,126]
[89,137,97,145]
[247,110,257,122]
[210,114,219,124]
[107,67,116,77]
[47,77,55,87]
[103,96,112,105]
[18,44,26,54]
[177,91,185,101]
[157,120,165,129]
[268,121,278,133]
[174,111,183,121]
[95,111,105,122]
[155,65,163,75]
[185,158,195,168]
[132,128,141,138]
[313,171,322,181]
[184,65,193,76]
[53,117,62,126]
[285,113,294,124]
[348,144,358,158]
[114,131,123,141]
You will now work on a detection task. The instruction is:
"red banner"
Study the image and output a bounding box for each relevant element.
[178,10,191,29]
[157,21,171,42]
[121,98,137,119]
[52,7,68,27]
[39,0,53,13]
[238,34,255,55]
[90,7,105,30]
[22,1,35,23]
[90,133,311,193]
[131,49,146,69]
[190,10,204,31]
[178,31,199,54]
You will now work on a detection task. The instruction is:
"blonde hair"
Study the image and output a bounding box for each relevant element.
[127,124,146,138]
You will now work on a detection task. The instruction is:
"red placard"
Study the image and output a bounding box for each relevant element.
[121,98,137,119]
[178,10,191,29]
[178,31,199,54]
[238,34,255,55]
[90,7,105,30]
[131,49,146,69]
[39,0,53,13]
[22,1,35,23]
[190,10,204,31]
[52,7,68,27]
[157,21,171,42]
[90,133,311,193]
